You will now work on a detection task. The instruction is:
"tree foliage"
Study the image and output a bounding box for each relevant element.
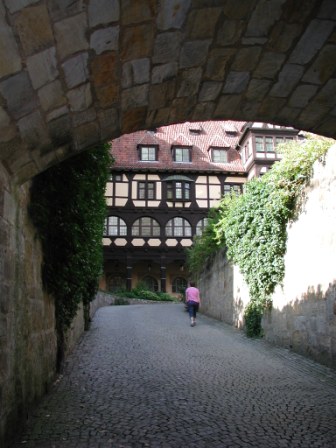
[29,144,112,366]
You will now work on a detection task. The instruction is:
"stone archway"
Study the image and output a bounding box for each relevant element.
[1,1,336,443]
[0,0,335,183]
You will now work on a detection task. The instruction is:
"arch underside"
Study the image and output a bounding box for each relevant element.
[0,0,335,182]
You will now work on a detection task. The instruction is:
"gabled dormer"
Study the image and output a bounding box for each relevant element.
[137,131,160,162]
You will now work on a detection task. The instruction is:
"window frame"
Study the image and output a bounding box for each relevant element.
[210,147,228,163]
[165,217,192,238]
[172,146,192,163]
[223,184,242,196]
[132,217,160,237]
[172,277,187,294]
[104,216,127,237]
[137,181,156,200]
[166,180,191,201]
[138,145,158,162]
[196,218,209,236]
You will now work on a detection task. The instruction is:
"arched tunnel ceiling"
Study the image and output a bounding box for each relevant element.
[0,0,335,182]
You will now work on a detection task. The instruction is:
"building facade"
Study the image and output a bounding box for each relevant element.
[101,121,300,295]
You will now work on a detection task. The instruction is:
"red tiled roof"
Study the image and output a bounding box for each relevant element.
[110,120,246,173]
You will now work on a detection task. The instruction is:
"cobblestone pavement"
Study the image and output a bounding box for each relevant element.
[10,304,336,448]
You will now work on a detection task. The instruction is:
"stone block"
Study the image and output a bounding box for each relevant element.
[74,122,100,150]
[303,45,336,85]
[91,53,119,107]
[245,79,271,101]
[289,19,335,65]
[46,105,69,122]
[62,53,89,89]
[216,19,244,46]
[245,0,285,37]
[4,0,39,14]
[186,8,222,39]
[0,108,16,143]
[231,47,262,71]
[17,111,49,149]
[0,7,22,78]
[67,83,92,112]
[14,4,53,56]
[54,13,88,60]
[192,102,215,121]
[38,80,66,112]
[177,67,202,97]
[153,32,182,64]
[26,47,58,90]
[148,80,175,110]
[214,95,242,118]
[72,108,97,127]
[223,71,250,94]
[48,113,72,147]
[0,71,37,120]
[198,82,222,102]
[48,0,84,21]
[289,85,318,108]
[121,107,147,134]
[268,22,302,52]
[98,108,119,140]
[122,59,150,88]
[90,26,119,55]
[152,63,178,84]
[254,52,286,79]
[121,24,155,61]
[205,48,235,80]
[121,0,157,25]
[157,0,191,31]
[88,0,120,27]
[180,40,211,69]
[121,84,149,111]
[270,64,304,98]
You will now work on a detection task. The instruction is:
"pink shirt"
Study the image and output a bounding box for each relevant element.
[185,286,201,303]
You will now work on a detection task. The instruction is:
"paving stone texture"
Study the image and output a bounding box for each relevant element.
[10,304,336,448]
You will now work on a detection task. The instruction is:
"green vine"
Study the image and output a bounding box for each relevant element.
[29,143,112,368]
[187,135,333,336]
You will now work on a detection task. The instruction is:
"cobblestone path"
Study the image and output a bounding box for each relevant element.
[10,304,336,448]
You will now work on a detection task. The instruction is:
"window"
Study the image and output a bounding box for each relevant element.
[265,137,274,152]
[109,174,122,181]
[173,146,191,163]
[255,136,264,152]
[223,184,242,196]
[211,147,228,163]
[138,145,157,161]
[142,275,158,292]
[132,217,160,237]
[138,181,155,200]
[196,218,208,236]
[172,277,187,293]
[167,181,190,201]
[104,216,127,236]
[165,217,192,237]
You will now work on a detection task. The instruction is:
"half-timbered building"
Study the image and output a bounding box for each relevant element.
[101,121,301,295]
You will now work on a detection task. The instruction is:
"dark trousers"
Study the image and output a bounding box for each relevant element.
[187,301,199,319]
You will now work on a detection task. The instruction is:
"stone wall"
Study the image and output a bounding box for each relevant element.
[263,145,336,368]
[198,145,336,369]
[198,252,249,329]
[0,162,57,446]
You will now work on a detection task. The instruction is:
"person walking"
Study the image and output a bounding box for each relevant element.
[185,281,201,327]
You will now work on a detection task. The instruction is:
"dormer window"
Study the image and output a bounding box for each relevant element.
[138,145,158,161]
[172,146,191,163]
[210,147,228,163]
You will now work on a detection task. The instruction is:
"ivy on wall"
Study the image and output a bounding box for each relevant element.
[187,136,333,336]
[29,144,112,368]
